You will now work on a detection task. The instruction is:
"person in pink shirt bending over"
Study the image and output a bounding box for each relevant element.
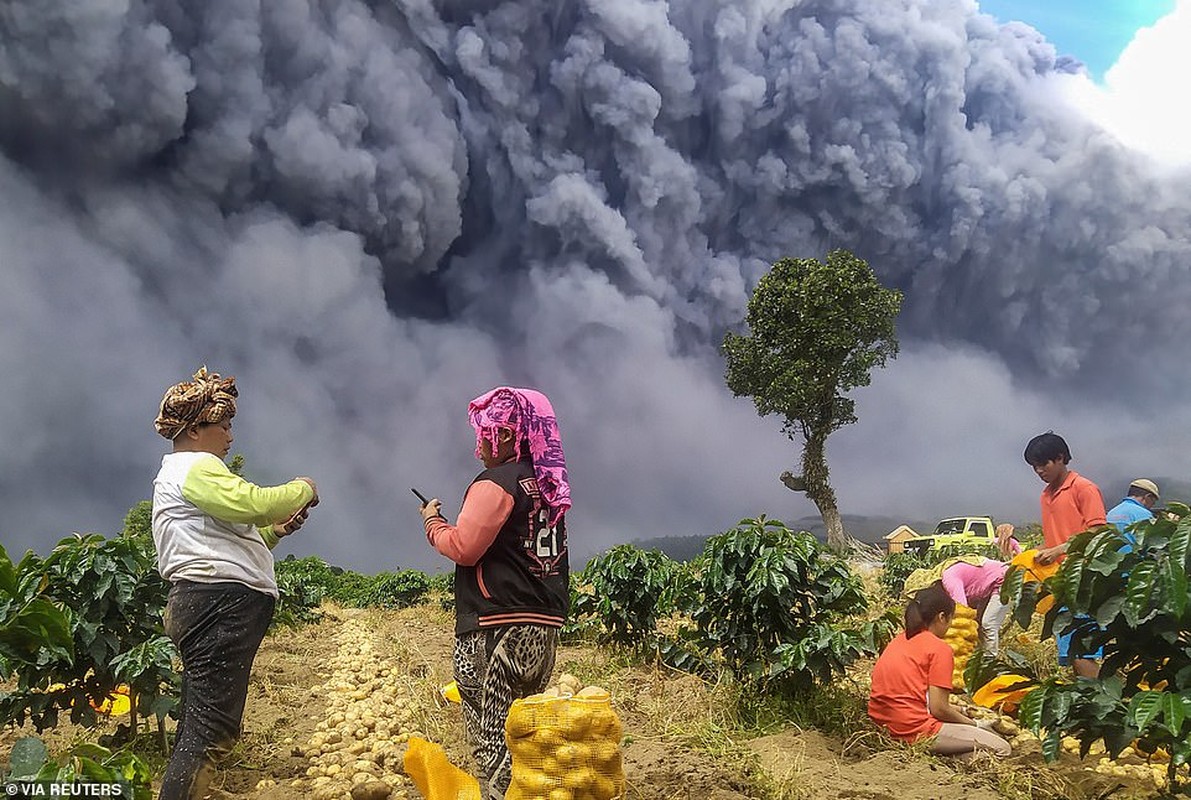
[940,559,1011,655]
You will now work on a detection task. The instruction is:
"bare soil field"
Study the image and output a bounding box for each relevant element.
[1,603,1170,800]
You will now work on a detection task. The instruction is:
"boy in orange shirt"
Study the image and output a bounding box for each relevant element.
[1023,432,1107,677]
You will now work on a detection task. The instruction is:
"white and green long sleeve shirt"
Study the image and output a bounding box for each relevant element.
[152,451,315,597]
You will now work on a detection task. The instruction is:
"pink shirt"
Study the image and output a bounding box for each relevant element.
[424,480,514,566]
[941,560,1009,607]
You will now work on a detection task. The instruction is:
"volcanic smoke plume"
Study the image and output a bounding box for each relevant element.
[2,0,1189,569]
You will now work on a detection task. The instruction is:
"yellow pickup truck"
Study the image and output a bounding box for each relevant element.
[902,516,997,556]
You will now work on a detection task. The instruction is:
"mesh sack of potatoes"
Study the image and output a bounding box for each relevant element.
[943,604,979,689]
[504,675,626,800]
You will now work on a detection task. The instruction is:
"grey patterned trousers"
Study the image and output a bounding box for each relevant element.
[453,624,558,799]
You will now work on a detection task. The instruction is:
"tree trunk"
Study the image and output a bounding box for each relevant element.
[801,428,855,551]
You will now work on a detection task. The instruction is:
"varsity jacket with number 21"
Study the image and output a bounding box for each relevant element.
[424,457,569,636]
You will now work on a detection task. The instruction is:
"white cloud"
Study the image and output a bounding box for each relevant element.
[1057,0,1191,166]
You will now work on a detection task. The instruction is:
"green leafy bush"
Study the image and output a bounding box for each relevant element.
[328,570,377,607]
[878,551,930,598]
[2,737,153,799]
[274,556,431,612]
[273,565,326,628]
[275,555,340,594]
[1000,504,1191,791]
[0,534,176,736]
[561,574,601,643]
[363,570,431,609]
[274,555,366,608]
[427,571,454,611]
[668,556,703,616]
[0,544,74,683]
[575,545,683,645]
[686,516,892,692]
[931,542,1003,563]
[121,500,153,542]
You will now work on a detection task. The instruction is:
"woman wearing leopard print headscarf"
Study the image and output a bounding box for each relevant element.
[153,367,319,800]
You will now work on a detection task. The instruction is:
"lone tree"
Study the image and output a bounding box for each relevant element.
[722,249,902,550]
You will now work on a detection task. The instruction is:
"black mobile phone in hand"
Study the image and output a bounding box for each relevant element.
[411,488,430,507]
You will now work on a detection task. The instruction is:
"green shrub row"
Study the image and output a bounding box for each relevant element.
[567,517,897,696]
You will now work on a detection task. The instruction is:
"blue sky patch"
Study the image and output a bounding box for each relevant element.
[977,0,1176,79]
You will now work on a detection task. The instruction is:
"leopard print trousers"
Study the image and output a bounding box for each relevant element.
[454,624,558,799]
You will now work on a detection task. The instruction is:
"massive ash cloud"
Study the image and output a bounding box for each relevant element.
[2,0,1189,570]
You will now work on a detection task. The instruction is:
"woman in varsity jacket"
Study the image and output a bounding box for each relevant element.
[152,367,318,800]
[420,387,571,800]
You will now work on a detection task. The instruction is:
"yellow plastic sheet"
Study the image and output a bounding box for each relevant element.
[971,673,1033,713]
[1011,549,1059,614]
[43,683,131,716]
[440,680,461,704]
[95,684,132,716]
[403,736,481,800]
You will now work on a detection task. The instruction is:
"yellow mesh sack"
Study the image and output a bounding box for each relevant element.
[942,604,979,689]
[403,736,482,800]
[504,688,626,800]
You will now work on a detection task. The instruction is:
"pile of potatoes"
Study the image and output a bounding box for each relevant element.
[1087,741,1189,788]
[536,672,589,699]
[288,616,425,800]
[952,700,1030,751]
[958,697,1187,790]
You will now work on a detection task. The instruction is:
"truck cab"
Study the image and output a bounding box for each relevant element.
[903,516,996,556]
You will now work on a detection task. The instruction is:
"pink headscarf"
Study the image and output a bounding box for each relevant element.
[468,387,571,525]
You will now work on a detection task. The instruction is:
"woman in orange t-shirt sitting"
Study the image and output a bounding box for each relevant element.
[868,581,1011,758]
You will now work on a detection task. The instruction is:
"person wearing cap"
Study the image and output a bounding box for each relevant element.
[152,367,318,800]
[1106,479,1160,550]
[418,387,571,800]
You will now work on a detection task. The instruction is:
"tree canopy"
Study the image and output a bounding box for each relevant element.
[723,249,901,440]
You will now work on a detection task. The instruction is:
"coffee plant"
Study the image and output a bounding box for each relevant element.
[561,574,601,643]
[362,570,431,609]
[1000,504,1191,791]
[878,551,930,598]
[575,545,683,646]
[274,555,431,612]
[2,736,153,799]
[427,570,455,611]
[0,533,176,736]
[273,566,326,628]
[0,545,74,684]
[686,517,894,692]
